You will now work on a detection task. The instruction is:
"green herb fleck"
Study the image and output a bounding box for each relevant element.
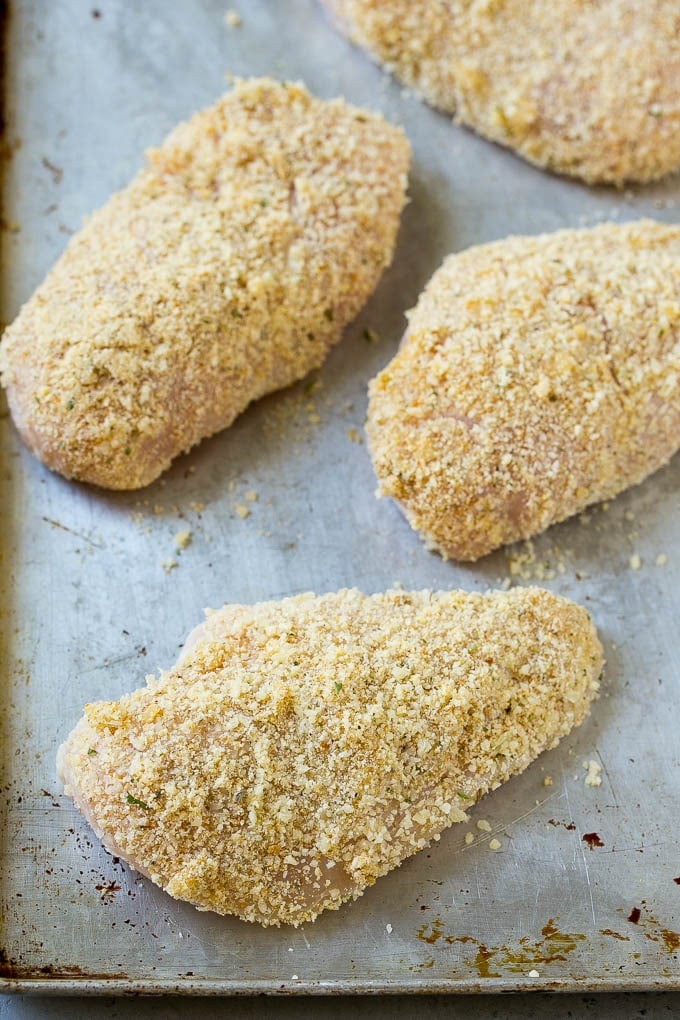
[333,681,343,694]
[324,307,334,322]
[231,308,242,318]
[126,793,151,810]
[260,198,268,208]
[457,791,473,801]
[66,398,74,411]
[124,447,131,456]
[87,747,97,756]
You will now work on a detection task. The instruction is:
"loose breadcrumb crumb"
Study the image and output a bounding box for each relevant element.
[476,819,492,832]
[464,832,475,845]
[629,554,642,571]
[488,838,502,851]
[583,760,603,788]
[225,9,241,28]
[173,529,192,551]
[234,504,250,519]
[543,776,553,787]
[506,540,563,582]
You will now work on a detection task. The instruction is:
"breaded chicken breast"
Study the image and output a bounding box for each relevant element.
[367,220,680,561]
[58,587,602,926]
[322,0,680,184]
[0,79,410,489]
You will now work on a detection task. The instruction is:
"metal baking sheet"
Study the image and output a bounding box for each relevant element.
[1,0,679,996]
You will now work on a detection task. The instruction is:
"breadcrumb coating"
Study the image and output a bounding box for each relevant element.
[367,220,680,561]
[57,586,602,926]
[0,78,410,489]
[322,0,680,184]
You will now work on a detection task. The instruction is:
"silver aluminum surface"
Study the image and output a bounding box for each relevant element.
[1,0,679,996]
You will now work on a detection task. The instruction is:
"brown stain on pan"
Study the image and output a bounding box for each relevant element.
[472,944,501,978]
[417,921,477,949]
[541,917,586,948]
[0,949,127,981]
[659,929,680,954]
[415,916,587,977]
[490,919,587,975]
[416,918,445,944]
[619,904,680,954]
[0,948,16,979]
[599,928,630,942]
[582,832,605,849]
[642,917,680,955]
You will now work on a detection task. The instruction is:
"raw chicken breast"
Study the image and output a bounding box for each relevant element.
[58,587,602,926]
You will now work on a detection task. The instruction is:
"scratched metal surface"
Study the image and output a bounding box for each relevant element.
[0,0,679,996]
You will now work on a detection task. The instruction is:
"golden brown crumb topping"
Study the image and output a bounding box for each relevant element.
[367,220,680,561]
[324,0,680,183]
[0,78,410,489]
[58,586,601,925]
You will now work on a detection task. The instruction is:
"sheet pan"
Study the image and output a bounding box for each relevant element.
[1,0,679,994]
